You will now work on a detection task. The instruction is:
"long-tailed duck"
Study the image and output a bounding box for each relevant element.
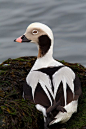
[14,22,82,129]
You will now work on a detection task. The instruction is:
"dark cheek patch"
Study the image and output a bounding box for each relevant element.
[38,35,51,57]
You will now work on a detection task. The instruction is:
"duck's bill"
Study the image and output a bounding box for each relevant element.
[14,35,31,43]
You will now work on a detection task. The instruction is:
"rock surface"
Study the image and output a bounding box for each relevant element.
[0,56,86,129]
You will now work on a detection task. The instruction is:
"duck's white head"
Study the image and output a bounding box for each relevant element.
[14,22,54,58]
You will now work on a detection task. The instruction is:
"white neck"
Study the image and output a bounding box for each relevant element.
[38,42,53,60]
[30,40,63,71]
[32,42,53,69]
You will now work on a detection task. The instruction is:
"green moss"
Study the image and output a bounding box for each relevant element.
[0,70,7,75]
[0,107,3,115]
[0,56,86,129]
[15,57,29,62]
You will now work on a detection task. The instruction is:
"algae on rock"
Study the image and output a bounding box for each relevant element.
[0,56,86,129]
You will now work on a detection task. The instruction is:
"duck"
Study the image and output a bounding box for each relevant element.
[14,22,82,129]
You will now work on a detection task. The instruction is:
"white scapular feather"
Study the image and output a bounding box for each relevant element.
[35,104,47,122]
[26,70,54,105]
[53,66,75,105]
[35,104,47,117]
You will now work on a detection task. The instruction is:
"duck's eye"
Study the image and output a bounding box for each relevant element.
[32,30,38,35]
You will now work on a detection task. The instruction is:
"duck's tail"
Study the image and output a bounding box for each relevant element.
[49,100,78,125]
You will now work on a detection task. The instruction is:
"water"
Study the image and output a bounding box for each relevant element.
[0,0,86,66]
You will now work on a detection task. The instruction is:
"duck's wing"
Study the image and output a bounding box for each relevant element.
[52,66,75,106]
[49,74,82,125]
[26,70,54,105]
[49,67,82,125]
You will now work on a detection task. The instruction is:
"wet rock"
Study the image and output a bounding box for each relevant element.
[0,56,86,129]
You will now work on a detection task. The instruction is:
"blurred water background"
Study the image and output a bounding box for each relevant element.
[0,0,86,66]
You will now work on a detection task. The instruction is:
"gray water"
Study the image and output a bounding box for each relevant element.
[0,0,86,66]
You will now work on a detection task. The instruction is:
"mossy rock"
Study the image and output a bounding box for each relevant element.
[0,56,86,129]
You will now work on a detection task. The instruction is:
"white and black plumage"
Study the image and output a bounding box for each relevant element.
[14,22,82,128]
